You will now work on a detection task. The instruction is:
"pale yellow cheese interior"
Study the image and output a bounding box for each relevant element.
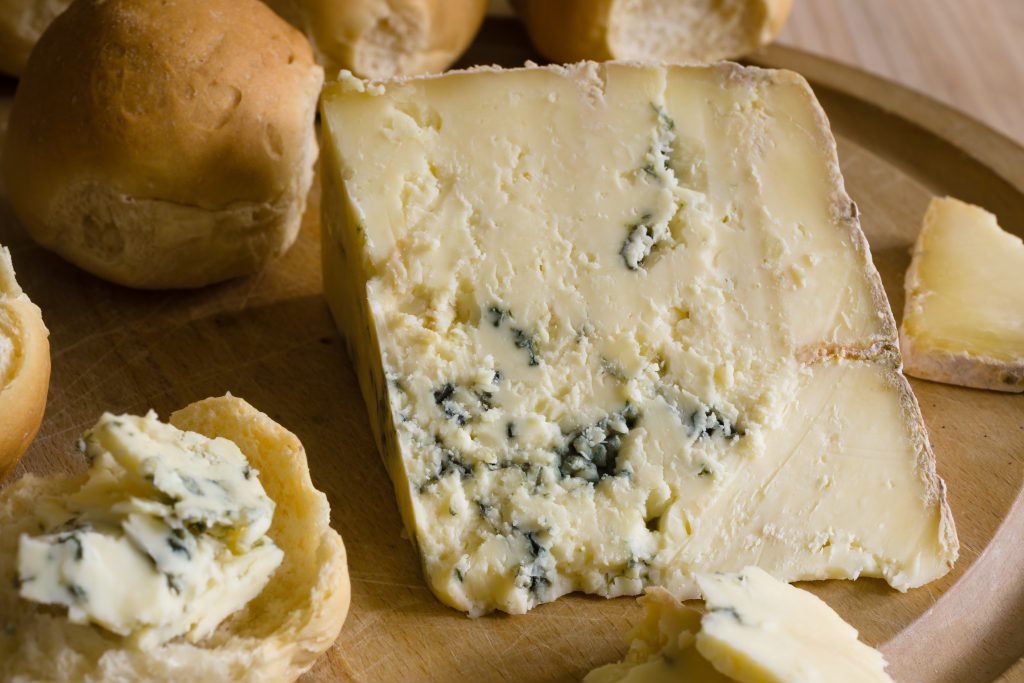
[320,62,957,616]
[902,196,1024,361]
[586,567,894,683]
[16,412,282,649]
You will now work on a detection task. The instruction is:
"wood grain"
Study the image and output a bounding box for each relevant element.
[2,25,1023,681]
[778,0,1024,144]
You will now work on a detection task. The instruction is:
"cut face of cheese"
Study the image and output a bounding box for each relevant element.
[320,61,958,616]
[586,568,894,683]
[900,196,1024,392]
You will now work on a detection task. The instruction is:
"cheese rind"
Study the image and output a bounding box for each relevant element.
[320,61,957,616]
[900,196,1024,392]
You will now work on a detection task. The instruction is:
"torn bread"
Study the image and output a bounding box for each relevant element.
[0,395,349,682]
[0,246,49,480]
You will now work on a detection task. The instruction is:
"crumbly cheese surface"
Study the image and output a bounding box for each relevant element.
[900,196,1024,390]
[320,61,957,616]
[585,567,893,683]
[16,412,283,649]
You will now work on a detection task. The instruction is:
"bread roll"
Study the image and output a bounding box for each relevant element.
[0,246,49,480]
[0,0,71,76]
[2,0,324,289]
[265,0,487,78]
[0,395,350,683]
[513,0,793,64]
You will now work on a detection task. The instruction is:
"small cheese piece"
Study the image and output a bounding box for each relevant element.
[16,412,283,649]
[319,61,958,616]
[586,568,893,683]
[900,196,1024,392]
[584,588,731,683]
[695,567,893,683]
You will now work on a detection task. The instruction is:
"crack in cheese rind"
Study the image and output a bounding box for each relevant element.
[320,61,958,615]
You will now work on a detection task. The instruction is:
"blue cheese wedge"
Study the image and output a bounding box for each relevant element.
[586,567,893,683]
[16,412,283,649]
[319,61,958,616]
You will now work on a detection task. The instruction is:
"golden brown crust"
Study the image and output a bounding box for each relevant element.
[267,0,487,78]
[0,395,349,682]
[511,0,617,63]
[513,0,793,64]
[2,0,323,289]
[0,247,49,481]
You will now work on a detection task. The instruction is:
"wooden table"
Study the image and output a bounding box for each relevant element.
[779,0,1024,145]
[3,2,1022,682]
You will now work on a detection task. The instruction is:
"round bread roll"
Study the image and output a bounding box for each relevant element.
[264,0,487,78]
[0,246,49,480]
[513,0,793,65]
[0,0,72,76]
[1,0,324,289]
[0,395,350,682]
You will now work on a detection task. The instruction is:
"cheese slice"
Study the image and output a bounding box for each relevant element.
[319,61,958,616]
[900,196,1024,392]
[585,567,893,683]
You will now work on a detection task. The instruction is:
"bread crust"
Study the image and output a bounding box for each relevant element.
[0,395,350,682]
[2,0,324,289]
[266,0,487,78]
[513,0,793,64]
[0,246,49,481]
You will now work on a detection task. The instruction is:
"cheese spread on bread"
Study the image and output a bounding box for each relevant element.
[17,412,283,649]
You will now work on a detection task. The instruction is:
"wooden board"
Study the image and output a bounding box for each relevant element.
[2,20,1023,683]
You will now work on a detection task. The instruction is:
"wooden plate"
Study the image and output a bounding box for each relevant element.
[1,19,1022,683]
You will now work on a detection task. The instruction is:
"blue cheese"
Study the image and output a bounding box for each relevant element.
[16,412,283,649]
[319,61,958,616]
